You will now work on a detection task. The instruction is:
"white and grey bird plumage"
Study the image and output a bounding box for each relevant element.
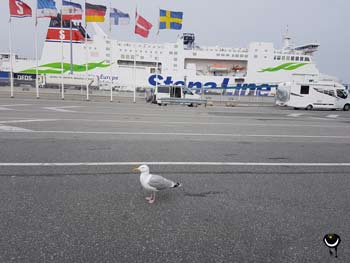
[132,164,181,204]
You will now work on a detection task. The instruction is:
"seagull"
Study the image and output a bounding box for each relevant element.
[132,164,181,204]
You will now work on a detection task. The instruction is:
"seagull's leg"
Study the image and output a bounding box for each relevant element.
[148,192,156,204]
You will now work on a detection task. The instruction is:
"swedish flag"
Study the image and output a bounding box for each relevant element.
[159,9,183,30]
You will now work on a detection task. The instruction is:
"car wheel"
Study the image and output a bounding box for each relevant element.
[343,104,350,111]
[305,104,313,110]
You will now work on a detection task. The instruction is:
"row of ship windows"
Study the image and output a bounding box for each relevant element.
[115,43,179,49]
[274,56,310,62]
[119,54,178,61]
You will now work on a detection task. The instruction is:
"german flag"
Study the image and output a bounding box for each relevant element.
[85,3,106,22]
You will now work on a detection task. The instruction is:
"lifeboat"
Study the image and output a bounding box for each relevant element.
[232,65,245,71]
[209,64,230,72]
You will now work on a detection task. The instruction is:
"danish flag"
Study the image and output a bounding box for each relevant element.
[135,11,153,38]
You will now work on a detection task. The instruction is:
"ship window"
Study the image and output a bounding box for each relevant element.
[140,56,144,59]
[193,52,197,56]
[254,55,258,58]
[291,56,295,61]
[277,56,281,60]
[221,54,225,56]
[173,64,177,67]
[264,56,267,59]
[169,51,173,55]
[226,54,230,56]
[126,55,130,59]
[131,55,134,59]
[282,56,285,60]
[295,56,300,61]
[300,57,304,61]
[240,54,244,57]
[274,56,276,60]
[245,55,248,58]
[174,52,178,55]
[174,58,177,61]
[174,45,178,48]
[300,85,309,94]
[235,54,239,57]
[106,54,110,57]
[121,55,125,59]
[305,57,310,61]
[265,49,268,52]
[216,53,220,56]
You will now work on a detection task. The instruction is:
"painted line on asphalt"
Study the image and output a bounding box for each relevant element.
[43,106,81,113]
[0,125,32,132]
[0,107,12,111]
[0,162,350,167]
[0,104,32,107]
[49,118,350,129]
[0,130,349,139]
[326,115,339,118]
[0,119,57,124]
[287,113,303,117]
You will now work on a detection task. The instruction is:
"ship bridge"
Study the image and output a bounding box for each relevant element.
[293,43,319,55]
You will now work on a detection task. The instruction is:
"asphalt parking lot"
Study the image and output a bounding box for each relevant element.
[0,97,349,262]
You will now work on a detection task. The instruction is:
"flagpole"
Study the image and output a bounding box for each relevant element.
[133,7,137,103]
[60,11,65,100]
[8,17,14,98]
[85,1,89,101]
[109,1,113,102]
[35,7,39,99]
[155,9,160,103]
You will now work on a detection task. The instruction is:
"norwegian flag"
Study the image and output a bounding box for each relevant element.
[9,0,32,18]
[135,11,152,38]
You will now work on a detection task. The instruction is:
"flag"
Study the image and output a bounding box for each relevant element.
[110,8,130,25]
[9,0,32,18]
[85,3,106,22]
[159,9,183,30]
[37,0,58,18]
[62,0,82,20]
[135,12,152,38]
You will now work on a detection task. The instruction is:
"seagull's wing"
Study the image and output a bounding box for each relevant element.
[148,174,175,191]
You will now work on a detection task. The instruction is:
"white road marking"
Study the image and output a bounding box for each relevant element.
[0,125,32,132]
[326,114,339,118]
[0,119,57,124]
[43,106,81,113]
[0,107,12,111]
[287,113,303,117]
[0,162,349,167]
[0,104,32,107]
[49,118,350,129]
[0,129,349,139]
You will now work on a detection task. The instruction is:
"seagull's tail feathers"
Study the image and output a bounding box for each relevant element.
[172,182,182,188]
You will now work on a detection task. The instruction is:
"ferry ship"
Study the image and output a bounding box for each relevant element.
[1,15,325,96]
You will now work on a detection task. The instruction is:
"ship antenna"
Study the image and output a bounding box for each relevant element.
[283,25,291,49]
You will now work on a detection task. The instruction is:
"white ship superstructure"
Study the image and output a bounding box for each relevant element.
[2,15,323,96]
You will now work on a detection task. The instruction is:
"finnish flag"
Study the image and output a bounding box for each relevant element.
[110,8,130,25]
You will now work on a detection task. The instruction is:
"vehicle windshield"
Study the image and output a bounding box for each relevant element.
[336,89,348,99]
[183,87,193,95]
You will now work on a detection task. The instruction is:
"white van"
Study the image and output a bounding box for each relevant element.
[152,85,204,106]
[276,80,350,111]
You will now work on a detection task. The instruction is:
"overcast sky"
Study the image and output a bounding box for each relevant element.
[0,0,349,82]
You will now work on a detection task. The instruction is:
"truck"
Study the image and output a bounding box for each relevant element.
[276,80,350,111]
[151,85,206,106]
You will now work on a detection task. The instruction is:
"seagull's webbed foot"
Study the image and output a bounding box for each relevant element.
[147,192,156,204]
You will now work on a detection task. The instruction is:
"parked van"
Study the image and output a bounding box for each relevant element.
[152,85,204,106]
[276,80,350,111]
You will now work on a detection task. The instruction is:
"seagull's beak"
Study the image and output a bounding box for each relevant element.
[132,168,140,172]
